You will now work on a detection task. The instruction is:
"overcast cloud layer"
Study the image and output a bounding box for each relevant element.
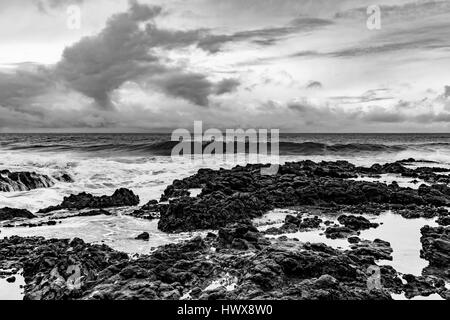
[0,0,450,132]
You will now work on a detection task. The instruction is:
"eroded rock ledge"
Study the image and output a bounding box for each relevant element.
[156,160,450,232]
[38,188,140,213]
[0,223,430,300]
[0,207,36,221]
[0,170,54,192]
[420,225,450,280]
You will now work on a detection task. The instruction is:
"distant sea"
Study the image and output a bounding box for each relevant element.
[1,133,450,212]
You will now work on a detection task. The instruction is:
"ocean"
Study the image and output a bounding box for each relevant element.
[2,133,450,212]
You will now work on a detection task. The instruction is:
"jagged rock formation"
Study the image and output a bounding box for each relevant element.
[38,188,140,213]
[0,170,54,192]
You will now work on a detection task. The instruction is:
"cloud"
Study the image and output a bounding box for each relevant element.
[285,91,450,128]
[445,86,450,98]
[150,72,215,107]
[34,0,84,13]
[214,78,240,95]
[198,17,333,53]
[335,1,450,20]
[0,65,56,114]
[54,1,165,109]
[306,81,323,90]
[0,0,243,130]
[329,38,444,58]
[51,1,235,108]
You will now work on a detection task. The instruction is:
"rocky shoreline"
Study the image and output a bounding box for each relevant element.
[0,159,449,300]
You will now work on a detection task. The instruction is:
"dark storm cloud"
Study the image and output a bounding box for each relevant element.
[0,1,241,114]
[0,66,55,115]
[151,72,215,107]
[214,78,240,95]
[198,17,333,53]
[53,1,235,108]
[150,74,240,106]
[306,81,323,90]
[54,1,165,109]
[445,86,450,98]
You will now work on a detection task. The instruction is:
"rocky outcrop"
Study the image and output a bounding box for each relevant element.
[158,161,450,232]
[263,214,326,236]
[52,173,74,183]
[437,216,450,226]
[129,200,166,220]
[348,239,393,261]
[325,226,358,239]
[38,188,140,213]
[0,207,36,221]
[135,232,150,241]
[217,223,270,250]
[402,274,447,299]
[337,215,379,231]
[0,229,405,300]
[0,170,54,192]
[420,225,450,280]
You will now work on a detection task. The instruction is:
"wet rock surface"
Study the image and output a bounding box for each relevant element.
[263,214,326,236]
[135,232,150,241]
[38,188,140,214]
[437,216,450,226]
[420,225,450,280]
[158,160,450,232]
[0,170,54,192]
[0,207,36,221]
[0,225,408,300]
[337,215,379,231]
[128,200,164,220]
[402,274,447,299]
[2,159,449,301]
[325,226,358,239]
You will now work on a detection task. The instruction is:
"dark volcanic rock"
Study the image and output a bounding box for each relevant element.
[325,226,358,239]
[158,192,268,233]
[0,233,398,300]
[348,236,361,244]
[6,276,16,283]
[78,209,112,217]
[437,216,450,226]
[337,215,379,231]
[420,225,450,280]
[158,160,450,232]
[0,207,36,221]
[402,274,446,299]
[263,214,324,236]
[129,200,166,220]
[135,232,150,241]
[299,216,323,229]
[218,223,269,250]
[53,173,74,183]
[348,239,393,261]
[38,188,140,213]
[0,170,54,192]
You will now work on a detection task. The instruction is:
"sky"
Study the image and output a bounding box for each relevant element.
[0,0,450,132]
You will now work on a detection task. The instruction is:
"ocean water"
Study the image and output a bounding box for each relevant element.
[0,133,449,300]
[1,133,450,212]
